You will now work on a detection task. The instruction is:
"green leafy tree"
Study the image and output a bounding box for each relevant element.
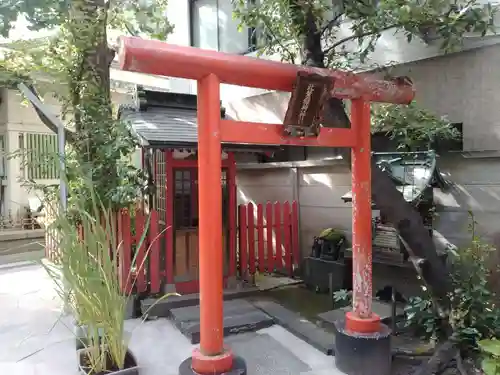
[0,0,173,213]
[372,101,461,151]
[235,0,495,313]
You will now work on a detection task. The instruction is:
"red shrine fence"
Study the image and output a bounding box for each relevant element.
[44,200,300,295]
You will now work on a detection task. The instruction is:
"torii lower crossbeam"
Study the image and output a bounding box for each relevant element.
[118,36,415,375]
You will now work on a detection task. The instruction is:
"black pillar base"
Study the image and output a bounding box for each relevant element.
[178,355,247,375]
[334,320,392,375]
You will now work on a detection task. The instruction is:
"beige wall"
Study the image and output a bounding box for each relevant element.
[229,45,500,256]
[237,155,500,259]
[3,89,134,214]
[227,44,500,153]
[384,44,500,152]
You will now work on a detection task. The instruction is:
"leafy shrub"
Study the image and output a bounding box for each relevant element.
[404,213,500,350]
[479,339,500,375]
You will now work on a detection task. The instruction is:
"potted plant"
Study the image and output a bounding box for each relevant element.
[44,183,171,375]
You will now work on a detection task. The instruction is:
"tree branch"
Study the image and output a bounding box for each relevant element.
[323,24,398,56]
[260,16,296,64]
[321,12,345,36]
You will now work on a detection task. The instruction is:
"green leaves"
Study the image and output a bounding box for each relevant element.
[403,213,500,349]
[480,340,500,375]
[371,101,460,151]
[235,0,497,68]
[479,339,500,357]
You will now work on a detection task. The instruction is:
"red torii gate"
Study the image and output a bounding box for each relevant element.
[118,36,415,375]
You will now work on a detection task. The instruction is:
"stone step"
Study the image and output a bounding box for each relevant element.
[170,299,274,344]
[250,299,336,356]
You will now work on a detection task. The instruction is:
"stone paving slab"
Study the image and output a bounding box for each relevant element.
[170,299,275,344]
[0,263,342,375]
[251,300,335,355]
[226,332,310,375]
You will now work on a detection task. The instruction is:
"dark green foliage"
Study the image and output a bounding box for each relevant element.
[404,214,500,350]
[0,0,173,217]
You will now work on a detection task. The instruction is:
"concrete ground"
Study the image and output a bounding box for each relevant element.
[0,261,342,375]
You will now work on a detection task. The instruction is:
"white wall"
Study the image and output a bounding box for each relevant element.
[4,89,134,214]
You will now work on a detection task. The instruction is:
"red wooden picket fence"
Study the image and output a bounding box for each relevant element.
[45,208,163,295]
[44,200,300,296]
[237,201,299,279]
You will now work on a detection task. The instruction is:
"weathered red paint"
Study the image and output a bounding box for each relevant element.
[195,73,226,368]
[149,209,161,294]
[118,37,415,104]
[238,204,248,280]
[274,202,283,271]
[220,120,356,147]
[283,202,292,275]
[349,99,378,331]
[247,203,256,275]
[135,208,146,292]
[119,209,132,294]
[265,202,274,273]
[257,204,265,273]
[227,152,237,279]
[116,35,417,365]
[291,201,300,271]
[165,150,174,285]
[238,201,297,278]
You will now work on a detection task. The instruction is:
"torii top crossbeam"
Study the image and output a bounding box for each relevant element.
[118,36,415,375]
[119,37,414,104]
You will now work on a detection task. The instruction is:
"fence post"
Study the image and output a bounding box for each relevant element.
[119,209,132,294]
[238,204,248,281]
[135,208,146,293]
[257,204,265,273]
[274,202,282,273]
[291,201,300,272]
[265,202,274,273]
[283,201,292,276]
[247,203,256,278]
[149,209,161,294]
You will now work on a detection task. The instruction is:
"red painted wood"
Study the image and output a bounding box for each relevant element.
[134,209,147,293]
[169,158,231,168]
[247,203,256,276]
[238,204,248,280]
[149,209,161,294]
[265,202,274,273]
[165,150,174,285]
[351,99,374,319]
[119,36,415,104]
[119,209,133,294]
[174,277,230,295]
[227,153,237,278]
[220,121,356,148]
[283,202,292,276]
[256,204,265,273]
[274,202,282,272]
[291,201,300,270]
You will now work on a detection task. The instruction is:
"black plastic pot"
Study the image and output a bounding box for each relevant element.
[77,348,139,375]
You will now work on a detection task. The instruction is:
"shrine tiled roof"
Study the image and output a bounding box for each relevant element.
[120,105,199,147]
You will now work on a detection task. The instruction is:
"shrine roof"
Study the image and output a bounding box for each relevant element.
[120,105,199,147]
[119,86,277,152]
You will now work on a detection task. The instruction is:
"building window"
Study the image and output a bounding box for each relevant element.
[190,0,254,54]
[22,133,59,180]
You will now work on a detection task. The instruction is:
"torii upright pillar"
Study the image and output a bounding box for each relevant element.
[118,36,415,375]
